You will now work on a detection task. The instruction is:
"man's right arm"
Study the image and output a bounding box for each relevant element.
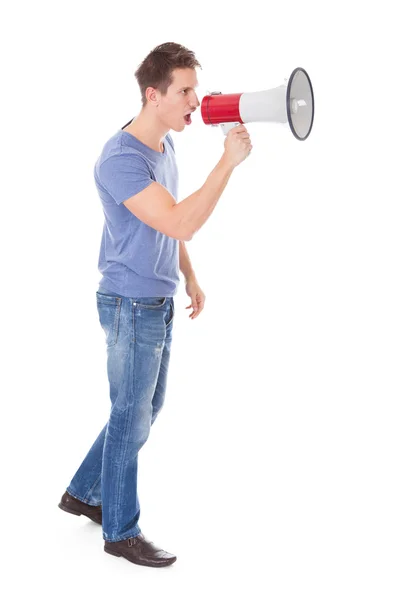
[122,153,234,242]
[122,125,252,241]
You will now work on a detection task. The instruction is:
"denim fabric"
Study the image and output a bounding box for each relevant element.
[66,286,174,542]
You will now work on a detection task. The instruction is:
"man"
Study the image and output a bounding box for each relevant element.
[58,42,252,568]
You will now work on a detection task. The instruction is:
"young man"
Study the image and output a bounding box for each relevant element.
[58,42,252,568]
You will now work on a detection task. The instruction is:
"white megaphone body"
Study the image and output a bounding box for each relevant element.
[201,67,314,140]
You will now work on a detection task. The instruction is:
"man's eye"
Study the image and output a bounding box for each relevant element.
[181,90,187,94]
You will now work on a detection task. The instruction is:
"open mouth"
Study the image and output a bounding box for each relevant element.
[184,113,192,125]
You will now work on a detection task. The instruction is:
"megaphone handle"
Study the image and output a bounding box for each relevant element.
[220,122,241,136]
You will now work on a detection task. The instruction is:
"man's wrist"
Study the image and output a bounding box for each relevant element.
[220,151,236,173]
[184,272,196,283]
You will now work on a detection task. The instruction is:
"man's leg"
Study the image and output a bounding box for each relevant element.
[64,294,174,517]
[66,424,106,506]
[151,298,174,425]
[65,288,125,508]
[100,294,172,542]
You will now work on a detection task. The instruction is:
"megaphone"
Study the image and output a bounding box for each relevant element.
[201,67,314,140]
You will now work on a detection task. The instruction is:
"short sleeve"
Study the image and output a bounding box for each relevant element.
[166,133,175,152]
[98,153,154,205]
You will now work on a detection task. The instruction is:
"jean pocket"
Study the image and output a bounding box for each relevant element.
[166,299,174,326]
[96,292,122,347]
[134,297,167,309]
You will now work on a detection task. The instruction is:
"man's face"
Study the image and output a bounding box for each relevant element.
[155,68,201,132]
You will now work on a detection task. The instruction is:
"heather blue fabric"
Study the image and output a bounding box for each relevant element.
[94,118,180,298]
[67,287,175,542]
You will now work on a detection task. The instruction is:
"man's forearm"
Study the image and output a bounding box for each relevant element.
[179,240,195,281]
[172,153,234,241]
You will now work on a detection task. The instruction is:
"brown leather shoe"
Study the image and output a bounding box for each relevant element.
[104,533,177,568]
[58,491,102,525]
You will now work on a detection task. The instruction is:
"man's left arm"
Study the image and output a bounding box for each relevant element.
[179,241,206,320]
[179,240,195,282]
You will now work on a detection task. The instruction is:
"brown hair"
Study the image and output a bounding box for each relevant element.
[134,42,202,107]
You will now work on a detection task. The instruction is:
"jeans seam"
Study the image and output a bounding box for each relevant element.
[112,339,136,536]
[82,472,102,504]
[113,299,122,345]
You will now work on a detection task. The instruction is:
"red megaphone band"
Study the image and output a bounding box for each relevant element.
[201,93,244,125]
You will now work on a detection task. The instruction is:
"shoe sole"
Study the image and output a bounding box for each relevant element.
[104,546,177,567]
[58,502,102,525]
[58,502,82,516]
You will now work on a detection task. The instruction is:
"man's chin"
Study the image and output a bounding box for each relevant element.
[169,123,185,133]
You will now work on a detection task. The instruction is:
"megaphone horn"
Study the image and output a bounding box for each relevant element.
[201,67,315,140]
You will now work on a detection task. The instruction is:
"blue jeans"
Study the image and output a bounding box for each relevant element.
[66,287,175,542]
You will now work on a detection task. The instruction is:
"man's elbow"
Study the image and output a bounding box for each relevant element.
[167,226,192,242]
[171,217,194,241]
[162,224,192,242]
[180,230,193,242]
[167,205,194,242]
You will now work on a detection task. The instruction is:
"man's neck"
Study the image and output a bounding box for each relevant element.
[122,110,169,153]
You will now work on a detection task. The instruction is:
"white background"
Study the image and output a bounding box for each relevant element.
[2,1,400,598]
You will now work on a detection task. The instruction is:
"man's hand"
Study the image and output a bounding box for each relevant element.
[223,124,252,167]
[185,275,206,320]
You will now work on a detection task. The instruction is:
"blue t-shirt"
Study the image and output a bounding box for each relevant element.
[94,118,180,297]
